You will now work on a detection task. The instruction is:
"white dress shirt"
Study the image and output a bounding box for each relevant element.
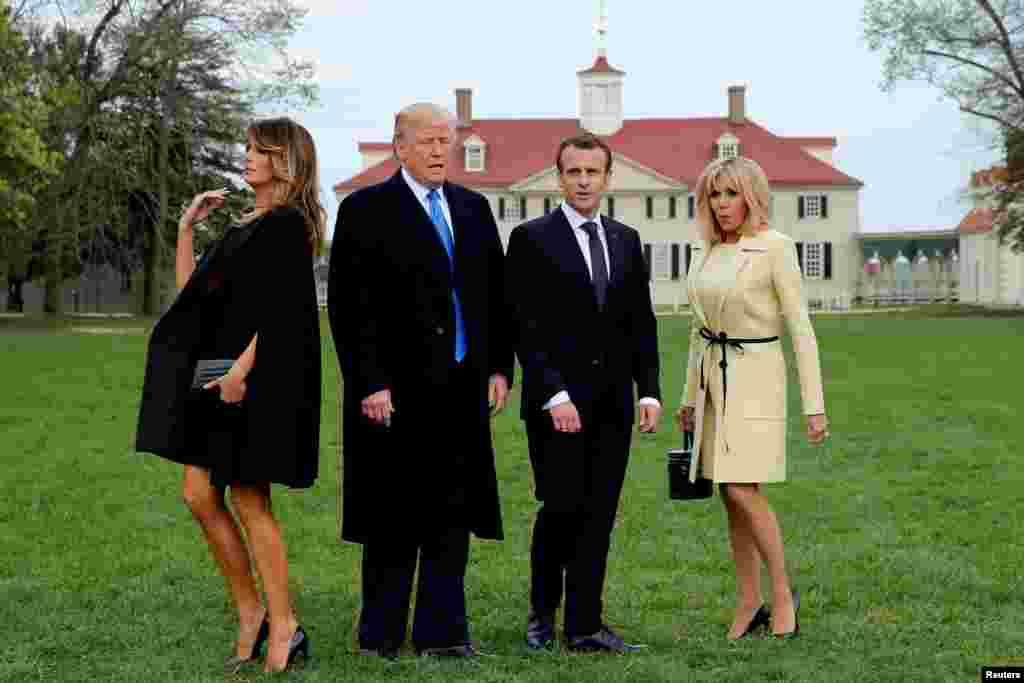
[402,167,455,240]
[544,202,660,411]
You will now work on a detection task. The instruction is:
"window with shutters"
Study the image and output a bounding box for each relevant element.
[502,195,521,222]
[799,194,828,220]
[652,242,671,281]
[669,196,678,219]
[646,196,654,219]
[465,145,484,172]
[803,241,823,279]
[670,243,681,280]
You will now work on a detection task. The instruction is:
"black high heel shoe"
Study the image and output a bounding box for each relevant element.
[730,603,770,640]
[224,617,269,672]
[267,626,310,672]
[773,589,800,639]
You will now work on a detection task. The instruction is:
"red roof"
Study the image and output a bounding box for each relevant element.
[335,117,862,192]
[958,207,995,234]
[358,142,392,152]
[578,55,625,75]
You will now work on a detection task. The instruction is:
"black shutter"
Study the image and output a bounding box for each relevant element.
[820,194,828,219]
[544,197,551,214]
[646,196,653,219]
[798,196,805,219]
[498,197,506,220]
[685,243,692,275]
[823,242,832,280]
[671,244,680,280]
[643,243,652,281]
[669,196,677,219]
[608,196,616,219]
[795,242,804,274]
[688,195,696,219]
[520,197,527,220]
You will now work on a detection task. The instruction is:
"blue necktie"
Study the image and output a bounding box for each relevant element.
[427,190,466,362]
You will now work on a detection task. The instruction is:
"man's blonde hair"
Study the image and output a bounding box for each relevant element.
[392,103,456,147]
[693,157,770,245]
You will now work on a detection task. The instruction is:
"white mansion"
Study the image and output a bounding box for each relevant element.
[334,47,867,308]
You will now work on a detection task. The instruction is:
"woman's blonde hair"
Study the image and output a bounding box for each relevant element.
[694,156,770,245]
[242,117,326,255]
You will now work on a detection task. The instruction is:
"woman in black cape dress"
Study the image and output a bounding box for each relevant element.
[136,118,323,673]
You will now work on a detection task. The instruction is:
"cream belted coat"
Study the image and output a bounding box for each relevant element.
[681,230,824,483]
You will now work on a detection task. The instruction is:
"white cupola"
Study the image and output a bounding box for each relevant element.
[577,0,624,136]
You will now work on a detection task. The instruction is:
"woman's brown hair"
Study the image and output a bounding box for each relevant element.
[243,117,326,255]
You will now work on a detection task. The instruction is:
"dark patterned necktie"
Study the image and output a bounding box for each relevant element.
[581,221,608,310]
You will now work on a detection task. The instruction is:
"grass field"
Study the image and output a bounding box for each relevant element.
[2,309,1023,682]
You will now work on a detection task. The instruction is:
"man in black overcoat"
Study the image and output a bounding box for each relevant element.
[505,133,662,653]
[327,103,513,658]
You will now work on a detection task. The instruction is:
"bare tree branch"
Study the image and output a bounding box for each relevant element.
[975,0,1024,95]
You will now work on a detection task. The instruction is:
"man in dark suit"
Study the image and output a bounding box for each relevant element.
[506,133,661,653]
[327,103,512,658]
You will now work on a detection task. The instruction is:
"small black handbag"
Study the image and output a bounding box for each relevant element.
[667,430,713,500]
[191,359,235,390]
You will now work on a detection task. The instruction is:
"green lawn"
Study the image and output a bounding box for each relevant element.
[2,310,1022,682]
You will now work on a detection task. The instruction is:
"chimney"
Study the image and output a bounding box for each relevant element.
[728,85,746,125]
[455,88,473,128]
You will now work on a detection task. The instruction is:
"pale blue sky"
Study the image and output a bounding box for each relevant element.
[277,0,1001,238]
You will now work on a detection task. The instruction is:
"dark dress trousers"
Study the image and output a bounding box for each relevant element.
[136,206,321,489]
[506,207,660,639]
[328,171,512,652]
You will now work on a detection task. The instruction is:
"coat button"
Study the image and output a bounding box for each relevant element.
[436,326,444,335]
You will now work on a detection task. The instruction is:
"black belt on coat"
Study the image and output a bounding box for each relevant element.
[699,327,779,411]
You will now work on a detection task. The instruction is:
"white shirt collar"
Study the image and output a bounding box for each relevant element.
[401,166,444,206]
[560,201,603,233]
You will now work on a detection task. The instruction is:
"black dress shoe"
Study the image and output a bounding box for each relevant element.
[526,611,556,650]
[418,643,488,658]
[731,603,770,640]
[773,590,801,639]
[568,625,644,653]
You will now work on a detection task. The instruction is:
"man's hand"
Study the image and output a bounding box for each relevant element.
[674,405,695,432]
[638,403,661,433]
[550,401,582,433]
[362,389,393,425]
[489,374,509,417]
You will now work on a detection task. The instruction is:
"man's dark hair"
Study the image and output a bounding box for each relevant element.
[556,133,613,175]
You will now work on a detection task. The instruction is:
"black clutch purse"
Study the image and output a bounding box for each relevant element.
[191,359,235,390]
[667,430,713,500]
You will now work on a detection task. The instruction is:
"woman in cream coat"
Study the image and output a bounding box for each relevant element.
[675,157,829,640]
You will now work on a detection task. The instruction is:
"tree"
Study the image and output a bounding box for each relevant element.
[863,0,1024,250]
[11,0,316,314]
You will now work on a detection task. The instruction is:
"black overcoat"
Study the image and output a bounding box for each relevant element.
[136,206,321,488]
[327,172,513,543]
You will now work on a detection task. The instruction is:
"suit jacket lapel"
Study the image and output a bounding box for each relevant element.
[549,208,594,298]
[390,171,451,274]
[443,182,471,270]
[603,216,626,288]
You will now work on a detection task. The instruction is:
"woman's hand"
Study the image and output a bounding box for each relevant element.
[807,413,829,444]
[674,405,696,432]
[180,188,229,231]
[204,366,247,404]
